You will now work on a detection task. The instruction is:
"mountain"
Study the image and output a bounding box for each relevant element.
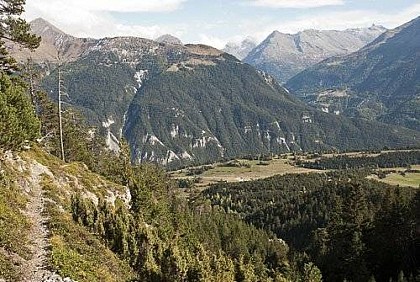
[286,16,420,131]
[122,50,418,168]
[155,34,183,45]
[13,19,419,168]
[223,37,257,60]
[6,18,95,63]
[244,25,387,82]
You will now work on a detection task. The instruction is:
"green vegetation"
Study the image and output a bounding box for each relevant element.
[1,3,419,281]
[0,72,40,150]
[199,171,419,281]
[0,164,30,281]
[36,34,420,168]
[171,157,321,188]
[41,52,138,135]
[41,175,136,281]
[0,254,20,281]
[69,164,293,281]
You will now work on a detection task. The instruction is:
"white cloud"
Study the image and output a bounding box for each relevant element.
[242,3,420,42]
[23,0,186,39]
[83,0,187,13]
[196,34,228,49]
[249,0,344,9]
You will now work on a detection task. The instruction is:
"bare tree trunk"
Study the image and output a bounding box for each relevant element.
[58,64,65,162]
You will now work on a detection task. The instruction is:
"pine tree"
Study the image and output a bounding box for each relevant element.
[303,262,322,282]
[0,0,40,72]
[0,71,40,150]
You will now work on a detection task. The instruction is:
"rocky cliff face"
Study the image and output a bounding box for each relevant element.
[244,25,387,82]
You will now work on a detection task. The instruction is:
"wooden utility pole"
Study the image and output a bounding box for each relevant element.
[58,63,65,162]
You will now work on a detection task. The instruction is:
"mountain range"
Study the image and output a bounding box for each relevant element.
[286,16,420,131]
[243,25,387,83]
[10,18,419,167]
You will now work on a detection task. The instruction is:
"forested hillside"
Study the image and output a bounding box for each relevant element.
[124,52,420,168]
[200,170,419,281]
[1,1,419,282]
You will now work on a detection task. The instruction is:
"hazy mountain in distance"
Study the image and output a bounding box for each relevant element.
[155,34,183,45]
[286,16,420,131]
[244,25,387,82]
[223,37,257,60]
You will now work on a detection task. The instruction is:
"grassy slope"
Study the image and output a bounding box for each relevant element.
[0,160,31,281]
[0,148,135,282]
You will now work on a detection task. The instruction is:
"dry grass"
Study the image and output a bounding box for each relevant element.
[171,157,323,188]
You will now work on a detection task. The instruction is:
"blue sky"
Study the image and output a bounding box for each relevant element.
[24,0,420,48]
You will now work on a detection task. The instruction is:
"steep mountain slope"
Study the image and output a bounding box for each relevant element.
[0,146,296,281]
[223,37,257,60]
[19,19,419,168]
[286,16,420,131]
[40,35,192,151]
[245,26,386,82]
[123,46,419,168]
[0,149,135,281]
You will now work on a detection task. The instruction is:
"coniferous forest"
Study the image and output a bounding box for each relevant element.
[200,171,419,281]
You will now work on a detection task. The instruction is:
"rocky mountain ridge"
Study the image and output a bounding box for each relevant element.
[244,25,387,82]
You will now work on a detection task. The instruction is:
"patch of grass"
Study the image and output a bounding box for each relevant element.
[21,145,62,172]
[371,172,420,188]
[0,174,31,258]
[0,252,21,281]
[0,160,31,281]
[60,162,126,198]
[172,158,322,188]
